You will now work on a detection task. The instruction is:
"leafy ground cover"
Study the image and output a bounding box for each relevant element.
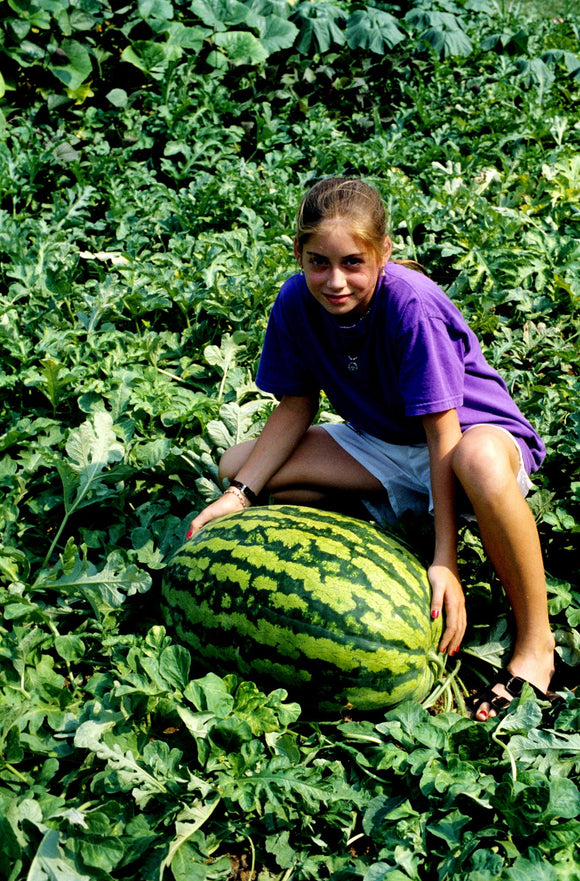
[0,0,579,878]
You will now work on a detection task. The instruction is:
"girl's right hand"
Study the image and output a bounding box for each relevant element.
[427,562,466,656]
[186,492,246,539]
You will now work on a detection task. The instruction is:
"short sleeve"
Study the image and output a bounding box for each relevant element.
[256,285,320,398]
[396,304,466,417]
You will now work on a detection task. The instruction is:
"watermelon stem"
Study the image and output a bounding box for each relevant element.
[422,653,467,715]
[491,718,519,782]
[245,835,256,880]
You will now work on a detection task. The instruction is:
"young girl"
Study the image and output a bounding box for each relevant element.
[188,177,556,721]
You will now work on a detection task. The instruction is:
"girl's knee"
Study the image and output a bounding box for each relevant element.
[452,430,514,493]
[218,442,254,484]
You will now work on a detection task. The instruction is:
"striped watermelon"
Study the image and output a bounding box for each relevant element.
[161,505,442,712]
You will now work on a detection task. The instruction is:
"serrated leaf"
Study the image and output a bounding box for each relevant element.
[207,400,265,449]
[74,721,171,806]
[66,411,124,481]
[508,729,580,770]
[42,549,151,612]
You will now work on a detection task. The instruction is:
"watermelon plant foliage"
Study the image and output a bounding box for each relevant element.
[0,0,579,877]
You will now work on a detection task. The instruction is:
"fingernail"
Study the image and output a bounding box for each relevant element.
[431,609,440,619]
[479,710,488,720]
[185,530,193,539]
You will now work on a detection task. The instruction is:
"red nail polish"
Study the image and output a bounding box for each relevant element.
[479,710,488,720]
[185,530,193,539]
[431,609,440,619]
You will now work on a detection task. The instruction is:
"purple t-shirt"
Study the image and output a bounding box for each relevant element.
[256,263,545,473]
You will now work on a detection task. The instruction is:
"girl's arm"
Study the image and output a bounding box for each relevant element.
[188,394,319,534]
[422,409,467,655]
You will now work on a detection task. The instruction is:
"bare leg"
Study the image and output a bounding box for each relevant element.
[452,426,555,719]
[219,426,384,502]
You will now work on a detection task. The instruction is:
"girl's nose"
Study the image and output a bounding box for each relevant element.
[327,266,346,290]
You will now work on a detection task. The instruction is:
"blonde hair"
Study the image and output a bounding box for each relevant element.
[296,177,427,274]
[296,178,386,262]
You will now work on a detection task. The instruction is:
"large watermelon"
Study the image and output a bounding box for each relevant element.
[161,505,442,712]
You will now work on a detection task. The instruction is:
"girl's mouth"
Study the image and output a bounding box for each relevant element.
[323,293,350,305]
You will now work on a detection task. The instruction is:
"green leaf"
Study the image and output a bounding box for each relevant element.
[28,829,91,881]
[203,332,247,401]
[406,10,473,57]
[548,776,580,820]
[158,644,192,691]
[508,729,580,772]
[138,0,174,21]
[106,88,128,107]
[293,2,347,54]
[0,815,21,878]
[170,840,230,881]
[190,0,249,30]
[256,14,299,54]
[121,41,179,79]
[346,8,405,54]
[504,849,558,881]
[54,634,86,662]
[41,547,151,612]
[206,400,265,450]
[65,411,124,486]
[185,672,236,717]
[48,39,92,89]
[213,30,269,65]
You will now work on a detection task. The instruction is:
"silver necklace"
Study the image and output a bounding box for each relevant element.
[337,300,374,372]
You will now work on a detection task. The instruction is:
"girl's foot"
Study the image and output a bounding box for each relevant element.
[470,649,556,721]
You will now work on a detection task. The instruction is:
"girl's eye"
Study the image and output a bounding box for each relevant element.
[308,255,364,267]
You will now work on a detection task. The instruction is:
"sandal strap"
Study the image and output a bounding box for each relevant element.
[495,667,547,700]
[468,668,550,716]
[468,687,511,715]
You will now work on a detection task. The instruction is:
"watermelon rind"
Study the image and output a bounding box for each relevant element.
[161,505,442,712]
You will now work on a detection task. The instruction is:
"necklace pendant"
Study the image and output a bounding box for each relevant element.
[347,355,358,372]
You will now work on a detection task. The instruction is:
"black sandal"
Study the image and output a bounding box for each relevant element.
[468,667,556,718]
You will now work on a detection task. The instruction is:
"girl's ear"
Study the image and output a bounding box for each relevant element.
[294,236,302,265]
[383,236,392,265]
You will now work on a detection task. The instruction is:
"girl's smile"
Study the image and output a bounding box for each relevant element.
[295,223,391,318]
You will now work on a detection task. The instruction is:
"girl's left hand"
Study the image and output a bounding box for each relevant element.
[427,563,467,655]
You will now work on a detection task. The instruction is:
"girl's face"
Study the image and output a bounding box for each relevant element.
[295,221,391,318]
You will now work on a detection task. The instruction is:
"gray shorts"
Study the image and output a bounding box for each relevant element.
[321,422,533,526]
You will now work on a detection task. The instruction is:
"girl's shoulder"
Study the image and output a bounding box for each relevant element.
[383,260,440,293]
[277,272,310,303]
[272,272,314,323]
[381,261,444,310]
[383,261,458,304]
[380,262,468,329]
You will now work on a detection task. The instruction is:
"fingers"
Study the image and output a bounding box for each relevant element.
[428,564,467,657]
[186,493,245,539]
